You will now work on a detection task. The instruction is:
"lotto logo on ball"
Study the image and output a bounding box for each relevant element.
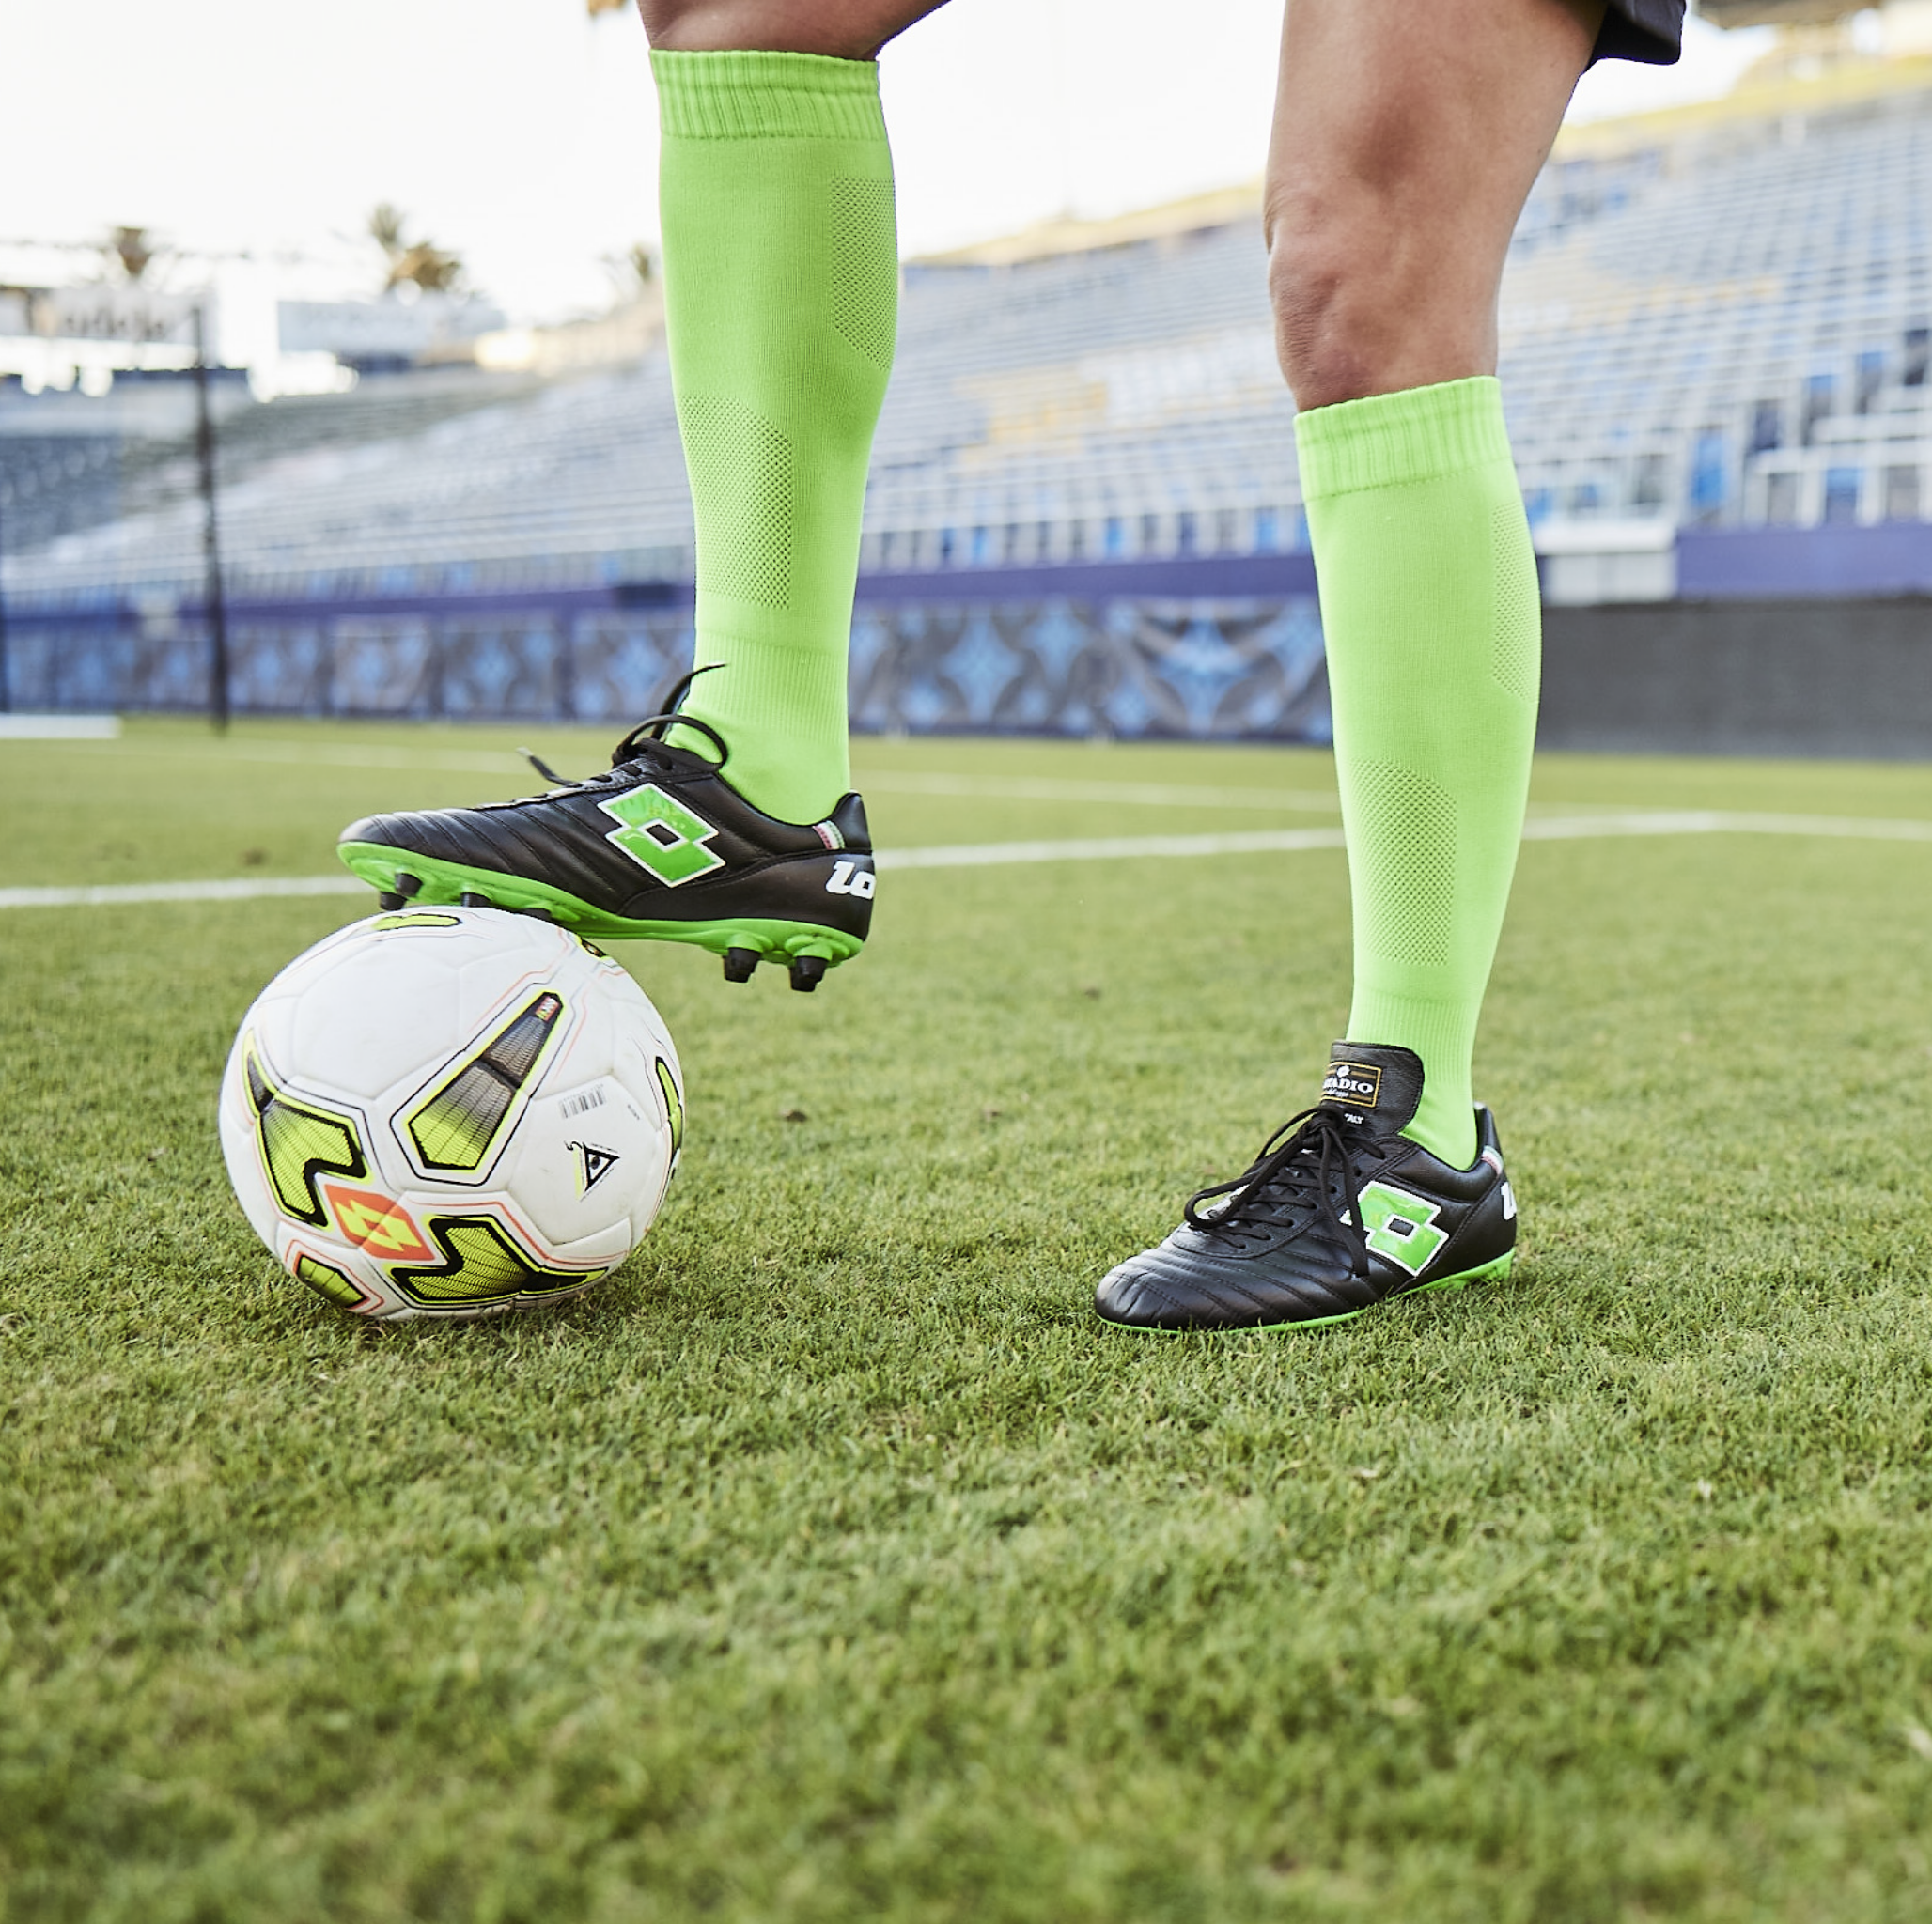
[322,1184,436,1262]
[219,907,686,1323]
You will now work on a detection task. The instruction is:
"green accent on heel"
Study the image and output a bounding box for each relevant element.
[337,844,863,968]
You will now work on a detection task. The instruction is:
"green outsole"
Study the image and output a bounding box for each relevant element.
[1097,1249,1515,1337]
[337,844,864,965]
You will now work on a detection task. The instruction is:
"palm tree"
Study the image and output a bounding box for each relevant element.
[110,225,155,283]
[602,241,656,300]
[368,204,466,296]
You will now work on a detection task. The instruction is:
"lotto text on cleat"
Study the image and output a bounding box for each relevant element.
[1094,1042,1518,1334]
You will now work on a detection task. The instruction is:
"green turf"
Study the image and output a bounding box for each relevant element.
[5,718,1932,1922]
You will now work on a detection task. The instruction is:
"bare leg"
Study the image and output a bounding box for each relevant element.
[1266,0,1605,409]
[638,0,949,57]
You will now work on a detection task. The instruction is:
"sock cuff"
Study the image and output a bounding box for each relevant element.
[651,49,886,142]
[1294,376,1512,500]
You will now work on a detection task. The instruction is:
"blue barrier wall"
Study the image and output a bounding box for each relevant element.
[1676,525,1932,598]
[0,558,1332,743]
[12,535,1930,754]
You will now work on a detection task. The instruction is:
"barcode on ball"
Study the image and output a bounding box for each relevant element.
[559,1087,607,1119]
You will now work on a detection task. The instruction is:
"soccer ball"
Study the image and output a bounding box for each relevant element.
[219,906,684,1322]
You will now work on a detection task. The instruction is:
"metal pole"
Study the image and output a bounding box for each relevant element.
[0,481,11,713]
[193,303,229,733]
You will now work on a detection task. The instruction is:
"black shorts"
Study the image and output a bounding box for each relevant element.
[1595,0,1686,66]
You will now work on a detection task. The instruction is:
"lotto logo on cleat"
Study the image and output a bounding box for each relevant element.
[1321,1060,1383,1109]
[825,860,875,900]
[1355,1182,1450,1276]
[600,784,725,888]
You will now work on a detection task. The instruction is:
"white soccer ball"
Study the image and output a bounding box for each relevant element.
[219,906,684,1322]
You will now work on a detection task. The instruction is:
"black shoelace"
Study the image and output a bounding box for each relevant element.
[519,667,728,794]
[1183,1104,1388,1277]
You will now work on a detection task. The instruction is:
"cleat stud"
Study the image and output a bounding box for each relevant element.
[377,892,405,910]
[788,955,827,994]
[459,892,493,908]
[393,872,422,899]
[522,906,555,922]
[723,946,759,984]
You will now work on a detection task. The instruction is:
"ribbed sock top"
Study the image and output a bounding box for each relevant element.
[651,49,886,142]
[1294,376,1513,500]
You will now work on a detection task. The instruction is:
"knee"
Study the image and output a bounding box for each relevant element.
[1266,200,1378,413]
[638,0,890,55]
[638,1,763,48]
[1265,181,1499,412]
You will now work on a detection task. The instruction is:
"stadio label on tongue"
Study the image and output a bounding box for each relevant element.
[1318,1043,1426,1126]
[1321,1058,1384,1109]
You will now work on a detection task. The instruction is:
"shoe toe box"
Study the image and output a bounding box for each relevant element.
[1096,1224,1373,1331]
[338,807,457,854]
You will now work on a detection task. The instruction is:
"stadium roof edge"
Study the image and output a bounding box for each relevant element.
[909,50,1932,271]
[1553,48,1932,156]
[906,181,1264,268]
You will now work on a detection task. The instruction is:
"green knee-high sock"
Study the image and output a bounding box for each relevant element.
[1295,376,1540,1169]
[651,50,896,824]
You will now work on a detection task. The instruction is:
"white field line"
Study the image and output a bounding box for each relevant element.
[880,828,1347,868]
[859,770,1344,813]
[22,742,1922,843]
[0,876,366,909]
[7,808,1932,910]
[31,739,528,775]
[0,714,121,740]
[1521,809,1932,844]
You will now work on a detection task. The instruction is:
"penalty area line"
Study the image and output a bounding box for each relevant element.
[7,809,1932,910]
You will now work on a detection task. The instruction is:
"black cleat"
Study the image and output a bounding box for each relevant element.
[1095,1042,1516,1334]
[336,705,875,978]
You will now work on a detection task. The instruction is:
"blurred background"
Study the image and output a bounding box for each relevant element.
[5,0,1931,756]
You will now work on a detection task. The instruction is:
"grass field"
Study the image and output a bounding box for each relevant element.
[5,716,1932,1923]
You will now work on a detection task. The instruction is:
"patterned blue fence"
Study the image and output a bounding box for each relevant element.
[1,561,1332,743]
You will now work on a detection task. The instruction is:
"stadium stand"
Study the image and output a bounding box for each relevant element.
[5,49,1932,736]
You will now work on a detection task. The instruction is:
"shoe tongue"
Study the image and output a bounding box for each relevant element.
[614,736,713,779]
[1318,1041,1425,1131]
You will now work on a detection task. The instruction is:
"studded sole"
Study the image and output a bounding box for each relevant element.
[338,843,865,969]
